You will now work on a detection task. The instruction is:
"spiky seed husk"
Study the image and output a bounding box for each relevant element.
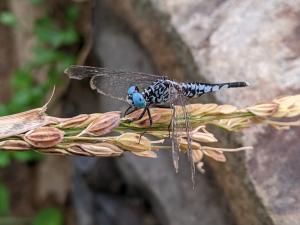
[79,112,120,136]
[132,150,157,158]
[192,150,204,163]
[116,133,152,152]
[246,103,278,117]
[0,140,32,150]
[179,138,201,152]
[67,143,123,157]
[24,127,64,148]
[203,149,226,162]
[57,114,90,128]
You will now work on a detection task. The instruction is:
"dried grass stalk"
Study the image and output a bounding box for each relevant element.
[0,94,299,172]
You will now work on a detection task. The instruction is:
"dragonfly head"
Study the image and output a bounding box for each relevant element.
[127,86,139,95]
[127,86,146,108]
[132,92,146,108]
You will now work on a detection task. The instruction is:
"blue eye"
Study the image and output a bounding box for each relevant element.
[132,93,146,108]
[128,86,138,95]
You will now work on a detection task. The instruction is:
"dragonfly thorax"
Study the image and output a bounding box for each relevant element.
[142,79,172,104]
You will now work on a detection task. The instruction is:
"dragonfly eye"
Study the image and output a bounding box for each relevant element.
[132,93,146,108]
[128,86,139,95]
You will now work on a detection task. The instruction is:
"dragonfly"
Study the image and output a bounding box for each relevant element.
[65,65,248,183]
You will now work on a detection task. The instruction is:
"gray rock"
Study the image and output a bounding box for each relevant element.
[91,2,236,225]
[98,0,300,224]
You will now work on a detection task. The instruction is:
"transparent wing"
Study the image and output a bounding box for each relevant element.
[176,90,195,186]
[169,82,195,184]
[169,84,181,173]
[65,65,166,102]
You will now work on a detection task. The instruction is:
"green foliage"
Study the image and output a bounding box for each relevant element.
[66,5,79,23]
[0,11,17,27]
[0,153,10,168]
[33,208,63,225]
[0,183,10,216]
[34,17,79,48]
[0,2,80,223]
[30,0,45,5]
[0,151,43,168]
[12,152,42,162]
[0,3,80,165]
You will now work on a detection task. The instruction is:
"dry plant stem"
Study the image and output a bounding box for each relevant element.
[0,95,299,172]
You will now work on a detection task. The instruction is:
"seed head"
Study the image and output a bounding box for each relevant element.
[58,114,90,128]
[246,103,278,117]
[203,149,226,162]
[68,143,123,157]
[126,108,171,126]
[273,95,300,117]
[190,126,218,143]
[24,127,64,148]
[79,112,120,136]
[0,140,32,150]
[179,138,201,152]
[192,150,204,163]
[116,133,152,152]
[132,150,157,158]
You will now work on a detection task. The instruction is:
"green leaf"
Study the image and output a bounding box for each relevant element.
[0,11,17,27]
[0,183,10,215]
[66,5,79,23]
[60,27,79,45]
[33,208,63,225]
[12,151,42,162]
[31,47,63,66]
[11,69,34,90]
[0,152,11,167]
[8,91,34,112]
[0,104,9,116]
[34,18,79,48]
[30,0,44,5]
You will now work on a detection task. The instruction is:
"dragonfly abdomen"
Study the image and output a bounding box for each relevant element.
[142,80,249,104]
[181,81,249,98]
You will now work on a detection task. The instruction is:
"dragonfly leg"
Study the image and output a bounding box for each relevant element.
[138,106,152,143]
[146,107,152,126]
[136,105,152,125]
[137,107,147,120]
[168,107,175,138]
[124,105,134,116]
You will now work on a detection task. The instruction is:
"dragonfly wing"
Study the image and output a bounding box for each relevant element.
[169,84,181,172]
[169,83,195,184]
[65,65,166,102]
[176,90,195,186]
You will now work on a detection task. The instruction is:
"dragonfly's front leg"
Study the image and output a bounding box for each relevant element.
[135,105,152,126]
[125,105,152,125]
[146,107,152,126]
[138,105,152,143]
[124,105,135,117]
[136,107,147,120]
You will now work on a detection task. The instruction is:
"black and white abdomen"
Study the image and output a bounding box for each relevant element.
[141,79,248,104]
[181,81,248,98]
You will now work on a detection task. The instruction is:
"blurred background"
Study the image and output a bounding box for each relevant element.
[0,0,300,225]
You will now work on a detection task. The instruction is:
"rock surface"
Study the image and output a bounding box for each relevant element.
[96,0,300,225]
[85,2,235,225]
[67,0,300,225]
